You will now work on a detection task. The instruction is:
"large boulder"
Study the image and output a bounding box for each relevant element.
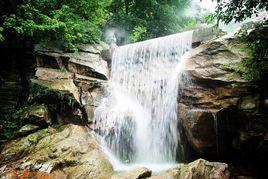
[152,159,229,179]
[179,20,268,166]
[112,167,152,179]
[179,37,254,154]
[0,124,113,178]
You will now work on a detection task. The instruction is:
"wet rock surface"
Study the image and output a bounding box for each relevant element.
[179,20,268,177]
[151,159,229,179]
[0,124,113,178]
[112,167,152,179]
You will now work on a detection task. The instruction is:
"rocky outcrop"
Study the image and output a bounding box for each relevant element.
[1,42,118,177]
[33,43,109,123]
[112,167,152,179]
[0,124,113,178]
[0,43,114,178]
[0,42,110,142]
[35,42,110,80]
[12,104,51,125]
[152,159,229,179]
[179,20,268,174]
[110,159,228,179]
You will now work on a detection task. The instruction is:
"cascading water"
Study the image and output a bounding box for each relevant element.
[94,31,193,171]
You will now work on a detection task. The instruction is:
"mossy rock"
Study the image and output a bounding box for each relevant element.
[0,125,113,178]
[0,128,50,164]
[155,159,230,179]
[28,79,80,111]
[12,104,51,125]
[17,124,40,136]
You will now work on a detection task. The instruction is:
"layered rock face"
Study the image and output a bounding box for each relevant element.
[0,43,110,141]
[179,24,268,174]
[33,43,110,124]
[0,43,114,177]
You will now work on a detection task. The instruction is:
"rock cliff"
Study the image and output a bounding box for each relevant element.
[0,43,114,178]
[179,21,268,177]
[1,18,267,178]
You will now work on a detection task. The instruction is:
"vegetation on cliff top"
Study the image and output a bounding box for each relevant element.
[1,0,267,50]
[237,22,268,81]
[0,0,111,50]
[0,0,196,50]
[211,0,267,81]
[214,0,268,24]
[108,0,196,43]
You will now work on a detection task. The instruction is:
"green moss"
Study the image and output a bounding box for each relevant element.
[12,104,49,120]
[28,81,79,111]
[220,61,232,70]
[222,22,267,81]
[1,104,50,140]
[2,120,21,139]
[235,22,268,81]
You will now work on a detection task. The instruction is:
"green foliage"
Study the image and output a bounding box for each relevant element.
[220,61,233,72]
[0,27,4,41]
[230,83,239,89]
[2,119,21,139]
[220,22,267,81]
[214,0,268,24]
[205,13,215,25]
[1,0,111,50]
[1,107,29,140]
[1,105,46,140]
[235,22,267,81]
[130,26,147,42]
[1,0,196,48]
[211,0,268,81]
[108,0,196,42]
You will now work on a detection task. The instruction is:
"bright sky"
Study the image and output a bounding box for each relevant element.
[186,0,217,17]
[194,0,217,12]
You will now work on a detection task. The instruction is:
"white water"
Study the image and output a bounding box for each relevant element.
[94,31,193,171]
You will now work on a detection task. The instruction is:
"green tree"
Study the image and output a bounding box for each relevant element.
[1,0,111,50]
[213,0,268,81]
[0,27,3,41]
[108,0,196,43]
[214,0,268,24]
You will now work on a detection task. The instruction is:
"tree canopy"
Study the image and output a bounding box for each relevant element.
[1,0,266,50]
[214,0,268,24]
[0,0,111,50]
[108,0,196,43]
[212,0,268,81]
[0,0,195,49]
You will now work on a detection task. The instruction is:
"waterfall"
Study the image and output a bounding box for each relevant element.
[94,31,193,170]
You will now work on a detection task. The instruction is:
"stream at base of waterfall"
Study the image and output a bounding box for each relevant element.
[94,31,193,171]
